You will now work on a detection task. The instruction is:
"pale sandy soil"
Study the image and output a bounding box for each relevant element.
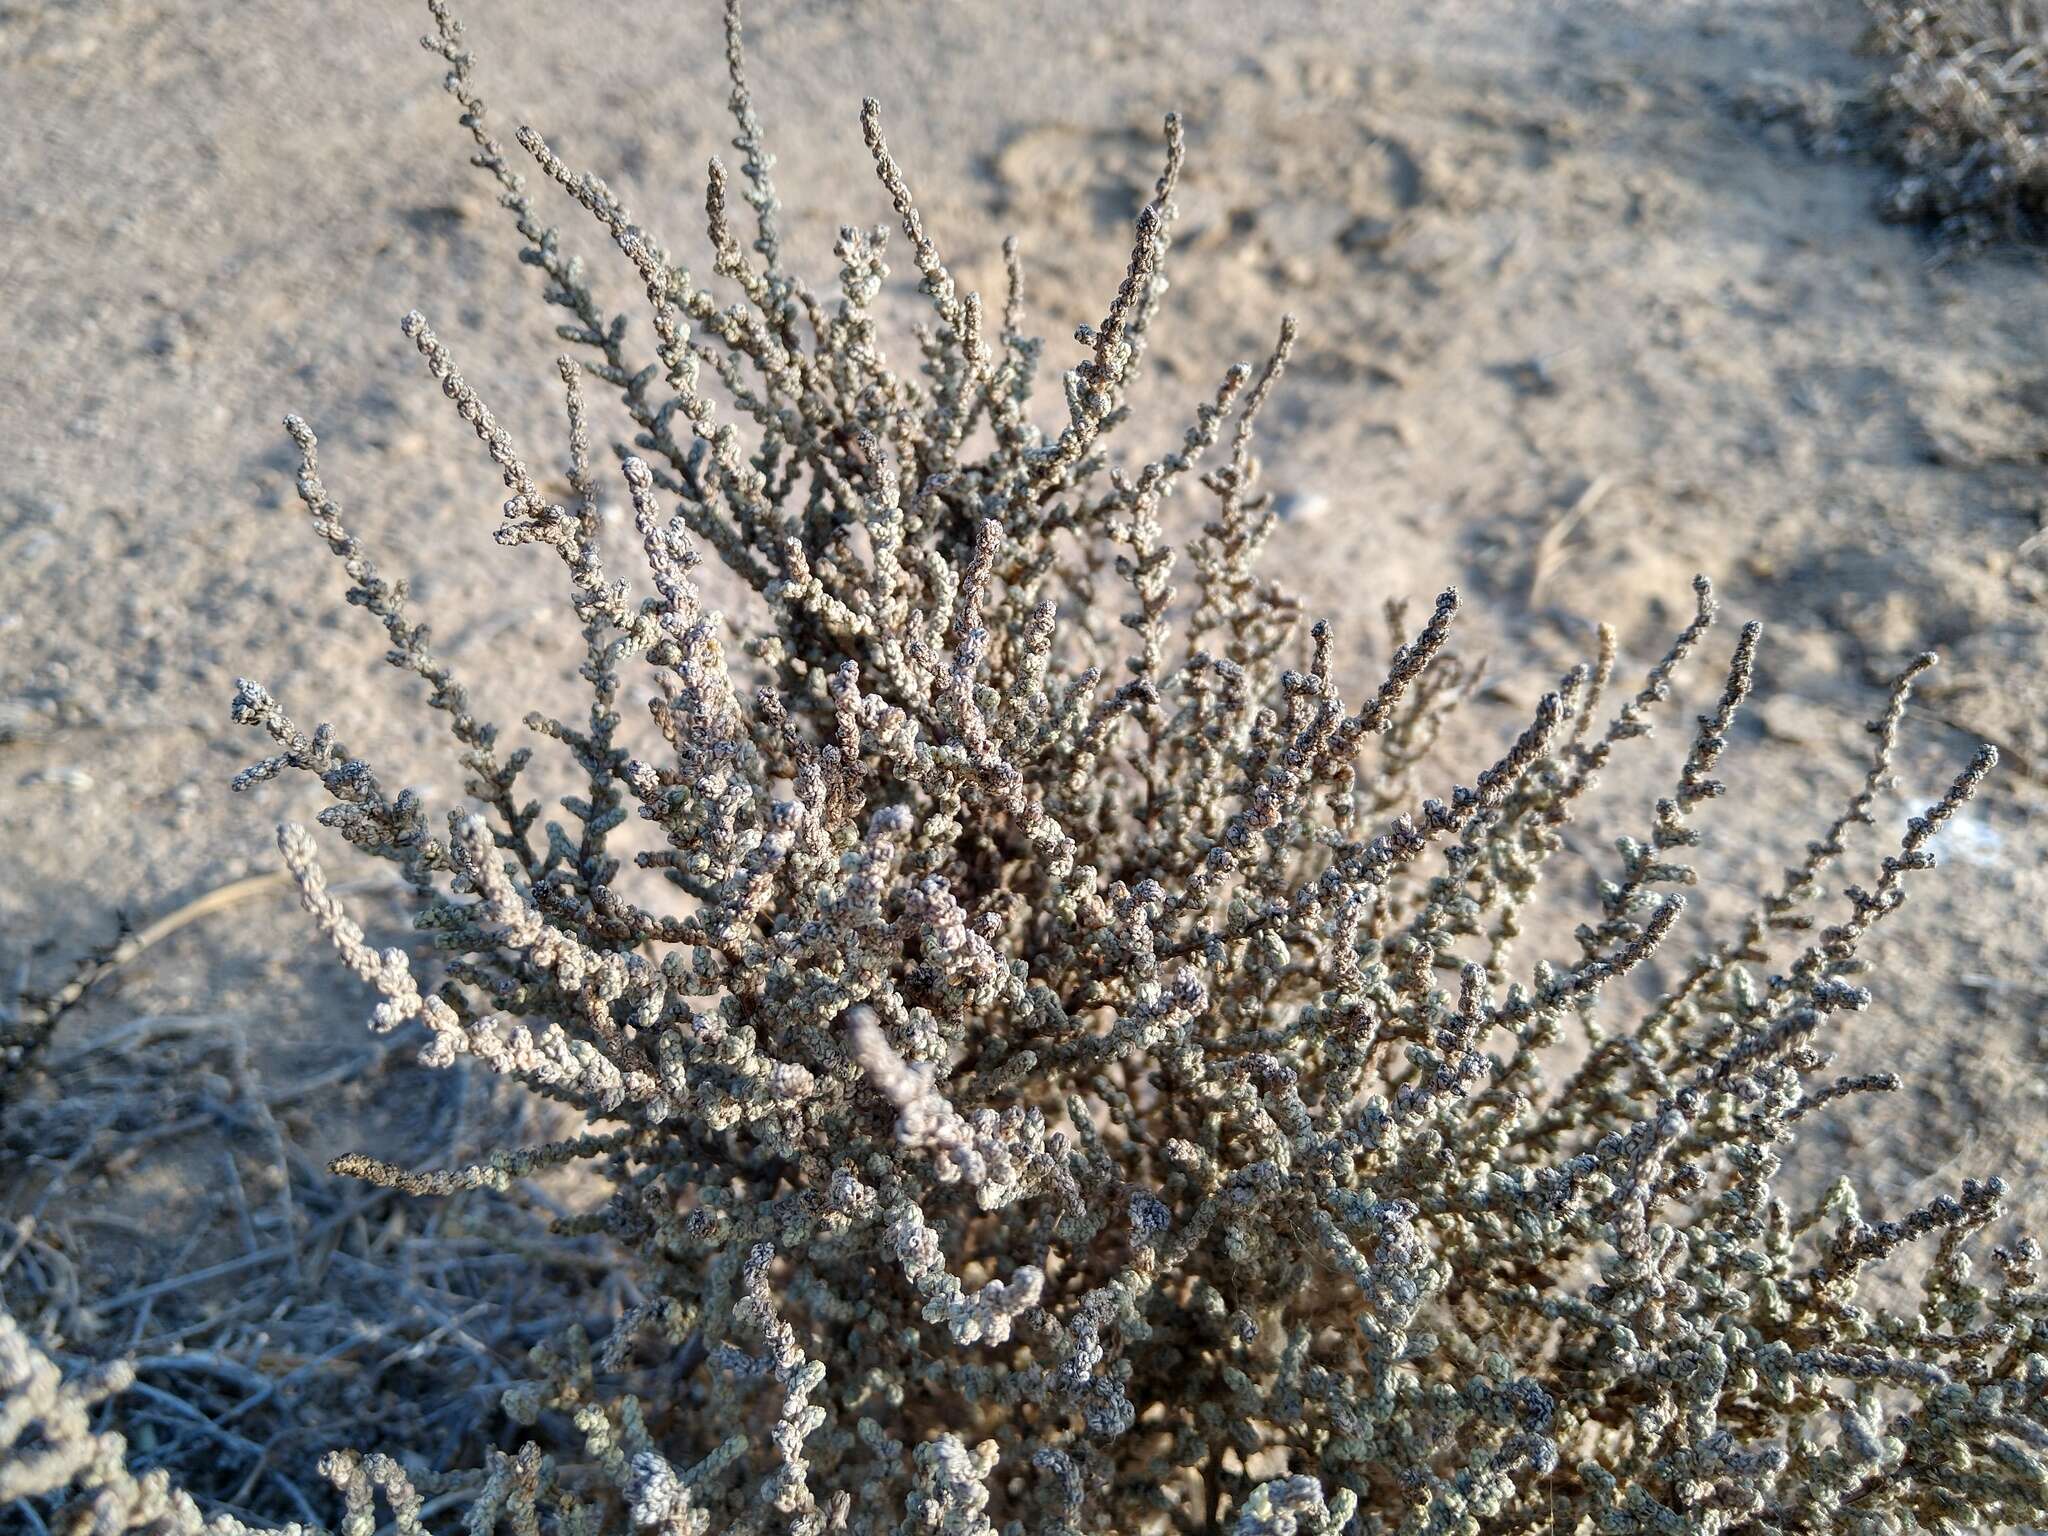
[4,0,2047,1513]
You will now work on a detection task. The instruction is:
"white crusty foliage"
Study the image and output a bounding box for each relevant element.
[9,2,2046,1533]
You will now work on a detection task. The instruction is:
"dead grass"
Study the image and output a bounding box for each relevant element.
[1,894,627,1532]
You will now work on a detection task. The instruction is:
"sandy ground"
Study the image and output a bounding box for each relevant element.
[5,0,2048,1495]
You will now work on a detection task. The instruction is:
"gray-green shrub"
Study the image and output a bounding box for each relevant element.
[7,4,2043,1533]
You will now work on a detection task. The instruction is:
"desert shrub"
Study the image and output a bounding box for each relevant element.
[1736,2,2048,249]
[1865,0,2048,245]
[9,2,2048,1533]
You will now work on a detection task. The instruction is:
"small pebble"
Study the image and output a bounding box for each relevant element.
[1275,491,1330,524]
